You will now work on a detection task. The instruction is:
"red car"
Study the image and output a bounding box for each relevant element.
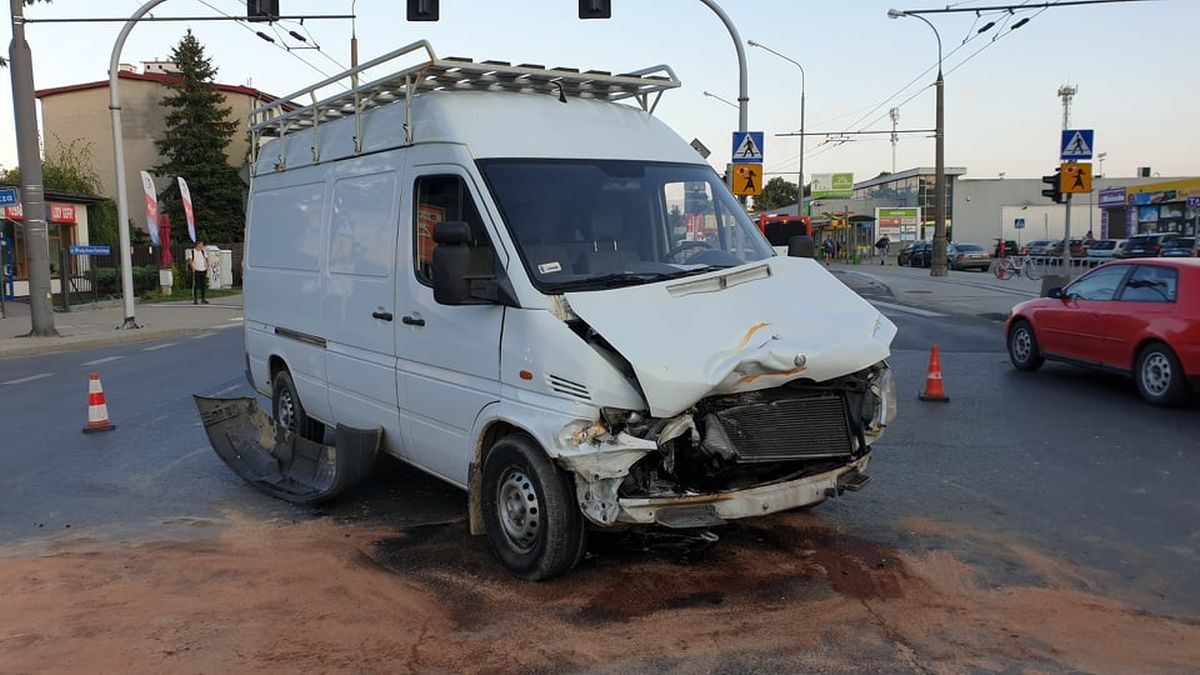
[1006,259,1200,405]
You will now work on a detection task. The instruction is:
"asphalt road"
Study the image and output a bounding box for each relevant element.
[2,303,1198,670]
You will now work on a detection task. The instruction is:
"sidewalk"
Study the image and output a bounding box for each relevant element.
[829,262,1047,320]
[0,294,243,359]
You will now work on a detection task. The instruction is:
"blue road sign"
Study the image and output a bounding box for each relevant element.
[1187,196,1200,209]
[1014,218,1026,229]
[731,131,765,163]
[69,244,112,256]
[0,187,17,207]
[1060,129,1094,160]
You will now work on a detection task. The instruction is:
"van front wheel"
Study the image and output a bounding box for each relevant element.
[271,369,325,443]
[482,434,586,581]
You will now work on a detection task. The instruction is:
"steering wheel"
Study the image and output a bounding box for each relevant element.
[666,240,714,263]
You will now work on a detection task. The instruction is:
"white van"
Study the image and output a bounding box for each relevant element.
[217,43,897,580]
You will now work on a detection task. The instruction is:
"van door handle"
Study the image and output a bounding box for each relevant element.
[401,315,425,327]
[372,311,393,321]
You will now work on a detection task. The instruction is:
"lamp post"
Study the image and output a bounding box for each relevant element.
[888,8,947,277]
[702,90,739,110]
[747,39,805,216]
[697,0,748,134]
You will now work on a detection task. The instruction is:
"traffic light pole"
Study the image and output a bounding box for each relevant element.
[8,0,57,336]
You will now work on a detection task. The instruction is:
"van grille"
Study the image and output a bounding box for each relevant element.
[712,393,853,463]
[548,374,591,401]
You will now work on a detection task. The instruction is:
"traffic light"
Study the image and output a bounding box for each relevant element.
[407,0,439,21]
[1041,168,1064,204]
[247,0,279,22]
[579,0,612,19]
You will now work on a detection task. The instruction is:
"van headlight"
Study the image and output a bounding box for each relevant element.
[866,362,896,437]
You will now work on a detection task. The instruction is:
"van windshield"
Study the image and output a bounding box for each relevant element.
[479,159,773,292]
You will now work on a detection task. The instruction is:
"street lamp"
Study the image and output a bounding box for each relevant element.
[888,8,948,277]
[747,39,805,216]
[702,90,739,110]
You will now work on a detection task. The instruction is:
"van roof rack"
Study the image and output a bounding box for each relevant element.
[249,40,680,168]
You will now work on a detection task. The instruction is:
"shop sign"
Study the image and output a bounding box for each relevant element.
[811,173,855,199]
[1098,188,1126,208]
[3,202,77,223]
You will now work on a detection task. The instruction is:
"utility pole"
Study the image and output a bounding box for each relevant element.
[889,107,899,173]
[1057,84,1076,129]
[8,0,56,336]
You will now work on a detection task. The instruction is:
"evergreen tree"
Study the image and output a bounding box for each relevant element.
[154,30,245,243]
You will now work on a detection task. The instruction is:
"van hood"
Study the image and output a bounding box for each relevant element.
[563,258,897,418]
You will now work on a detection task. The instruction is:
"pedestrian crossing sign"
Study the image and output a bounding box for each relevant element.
[731,131,764,163]
[1060,129,1094,160]
[1060,162,1093,194]
[732,163,763,196]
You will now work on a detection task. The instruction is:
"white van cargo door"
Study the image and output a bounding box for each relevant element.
[396,166,504,487]
[321,166,406,453]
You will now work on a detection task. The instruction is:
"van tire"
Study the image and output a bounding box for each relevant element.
[482,434,585,581]
[271,369,325,443]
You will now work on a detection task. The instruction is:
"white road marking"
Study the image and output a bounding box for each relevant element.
[870,300,947,318]
[211,384,242,396]
[82,355,125,366]
[227,316,243,322]
[2,373,54,385]
[142,342,177,352]
[189,332,216,340]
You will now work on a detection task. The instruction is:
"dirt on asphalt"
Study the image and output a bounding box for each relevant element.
[1,512,1197,674]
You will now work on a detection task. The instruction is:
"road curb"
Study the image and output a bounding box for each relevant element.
[0,324,240,359]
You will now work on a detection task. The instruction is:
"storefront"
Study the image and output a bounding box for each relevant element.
[0,189,100,298]
[1100,178,1200,238]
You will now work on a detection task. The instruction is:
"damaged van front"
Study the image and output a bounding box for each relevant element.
[467,157,897,569]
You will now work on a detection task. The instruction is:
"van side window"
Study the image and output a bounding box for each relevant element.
[414,175,492,285]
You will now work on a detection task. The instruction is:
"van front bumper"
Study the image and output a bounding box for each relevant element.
[614,453,871,527]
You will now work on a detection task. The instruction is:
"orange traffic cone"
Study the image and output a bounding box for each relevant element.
[918,346,950,402]
[82,372,116,433]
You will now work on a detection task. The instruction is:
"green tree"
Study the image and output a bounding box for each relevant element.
[0,137,119,246]
[153,30,245,243]
[755,176,799,212]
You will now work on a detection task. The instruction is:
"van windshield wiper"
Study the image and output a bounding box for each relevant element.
[555,266,730,291]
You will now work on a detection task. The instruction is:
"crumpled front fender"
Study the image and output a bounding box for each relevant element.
[194,396,381,505]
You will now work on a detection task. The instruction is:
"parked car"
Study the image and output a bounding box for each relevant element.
[1160,237,1198,258]
[901,241,931,267]
[1006,259,1200,405]
[1022,239,1056,257]
[1086,238,1127,259]
[1048,239,1089,257]
[993,239,1019,258]
[948,242,991,271]
[214,45,900,580]
[1120,233,1179,258]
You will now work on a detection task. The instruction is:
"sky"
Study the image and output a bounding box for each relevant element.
[1,0,1197,186]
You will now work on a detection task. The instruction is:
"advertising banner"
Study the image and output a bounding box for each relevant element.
[810,173,854,199]
[178,177,196,243]
[140,171,161,246]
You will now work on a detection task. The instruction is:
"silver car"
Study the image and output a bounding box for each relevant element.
[1086,239,1127,259]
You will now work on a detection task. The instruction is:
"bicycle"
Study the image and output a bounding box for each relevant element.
[991,255,1044,281]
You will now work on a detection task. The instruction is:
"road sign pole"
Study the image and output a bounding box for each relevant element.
[8,0,57,336]
[1063,193,1072,272]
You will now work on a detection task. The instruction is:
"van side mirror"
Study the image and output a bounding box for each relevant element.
[431,221,517,307]
[787,235,815,258]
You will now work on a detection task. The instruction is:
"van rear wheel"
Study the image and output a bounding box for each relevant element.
[482,434,586,581]
[271,369,325,443]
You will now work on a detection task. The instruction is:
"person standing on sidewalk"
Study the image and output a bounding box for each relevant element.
[875,235,891,265]
[189,240,209,305]
[822,237,835,266]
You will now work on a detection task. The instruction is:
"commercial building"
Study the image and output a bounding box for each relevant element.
[1099,178,1200,238]
[0,189,103,299]
[34,62,284,227]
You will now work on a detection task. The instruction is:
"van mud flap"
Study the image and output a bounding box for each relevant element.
[194,396,381,505]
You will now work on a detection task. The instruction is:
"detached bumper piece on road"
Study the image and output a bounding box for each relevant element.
[193,396,381,505]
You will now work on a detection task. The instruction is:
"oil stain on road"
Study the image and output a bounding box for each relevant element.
[1,514,1197,674]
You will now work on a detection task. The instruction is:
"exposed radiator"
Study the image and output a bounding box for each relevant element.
[711,393,853,463]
